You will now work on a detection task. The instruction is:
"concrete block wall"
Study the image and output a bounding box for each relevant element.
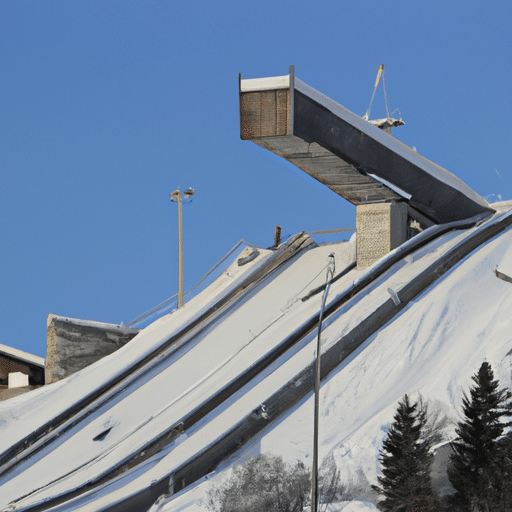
[45,315,139,384]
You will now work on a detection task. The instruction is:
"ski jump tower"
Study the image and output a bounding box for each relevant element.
[239,66,493,268]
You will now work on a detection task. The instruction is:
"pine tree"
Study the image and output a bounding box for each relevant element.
[374,394,439,512]
[447,361,512,511]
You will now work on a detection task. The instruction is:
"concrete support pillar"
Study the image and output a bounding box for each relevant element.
[356,202,408,269]
[356,202,434,269]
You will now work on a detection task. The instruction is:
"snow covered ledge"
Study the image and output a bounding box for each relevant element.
[45,315,140,384]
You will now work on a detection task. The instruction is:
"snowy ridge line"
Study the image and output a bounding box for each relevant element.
[28,212,511,512]
[0,344,45,368]
[0,234,315,477]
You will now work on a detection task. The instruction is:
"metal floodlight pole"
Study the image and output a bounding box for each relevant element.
[170,187,194,309]
[311,253,335,512]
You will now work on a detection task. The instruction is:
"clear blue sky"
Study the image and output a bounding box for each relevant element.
[1,1,510,357]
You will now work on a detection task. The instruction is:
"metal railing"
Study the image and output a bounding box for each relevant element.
[125,228,355,329]
[125,239,255,328]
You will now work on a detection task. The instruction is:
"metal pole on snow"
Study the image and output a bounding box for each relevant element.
[311,253,335,512]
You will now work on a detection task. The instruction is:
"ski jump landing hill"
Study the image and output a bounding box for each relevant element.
[0,69,510,512]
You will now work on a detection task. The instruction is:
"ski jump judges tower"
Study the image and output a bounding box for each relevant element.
[239,66,494,269]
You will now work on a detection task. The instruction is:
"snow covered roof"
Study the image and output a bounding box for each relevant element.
[0,343,44,368]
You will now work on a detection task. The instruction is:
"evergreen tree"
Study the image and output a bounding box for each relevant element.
[374,394,439,512]
[447,361,512,511]
[493,431,512,510]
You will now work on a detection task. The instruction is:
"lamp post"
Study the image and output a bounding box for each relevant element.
[170,187,194,309]
[311,253,335,512]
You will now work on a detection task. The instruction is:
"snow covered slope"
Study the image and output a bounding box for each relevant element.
[0,203,511,512]
[152,203,512,512]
